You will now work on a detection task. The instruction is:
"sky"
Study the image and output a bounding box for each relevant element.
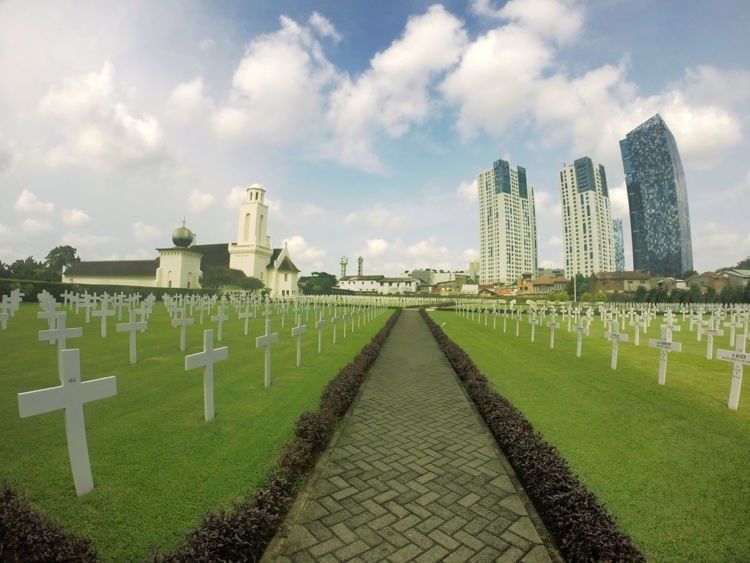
[1,0,749,278]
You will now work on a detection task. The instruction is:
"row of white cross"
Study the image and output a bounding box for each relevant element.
[12,291,386,497]
[455,305,750,411]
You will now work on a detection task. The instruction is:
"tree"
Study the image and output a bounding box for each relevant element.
[298,271,338,295]
[634,285,647,302]
[594,290,607,302]
[9,256,48,280]
[681,269,698,279]
[237,276,264,291]
[565,273,587,301]
[45,245,80,279]
[736,256,750,269]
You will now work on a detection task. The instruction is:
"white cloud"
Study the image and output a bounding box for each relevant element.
[284,234,326,261]
[609,183,629,219]
[457,179,478,203]
[441,23,552,139]
[299,203,324,218]
[548,235,562,246]
[325,4,467,170]
[540,259,556,269]
[534,190,561,219]
[463,248,479,262]
[132,222,162,242]
[309,12,342,43]
[21,218,53,234]
[343,207,405,229]
[407,237,449,260]
[199,38,215,51]
[0,142,13,173]
[362,238,390,257]
[188,189,215,213]
[225,186,247,209]
[166,77,213,122]
[471,0,585,44]
[692,222,750,270]
[211,15,338,145]
[62,208,91,227]
[15,190,54,214]
[61,232,112,248]
[0,224,17,242]
[39,62,165,168]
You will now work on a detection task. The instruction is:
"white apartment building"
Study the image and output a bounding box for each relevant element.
[560,157,615,277]
[478,158,537,285]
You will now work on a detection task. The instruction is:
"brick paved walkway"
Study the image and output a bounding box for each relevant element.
[264,309,556,562]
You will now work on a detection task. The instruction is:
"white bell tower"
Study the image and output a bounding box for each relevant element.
[228,184,273,280]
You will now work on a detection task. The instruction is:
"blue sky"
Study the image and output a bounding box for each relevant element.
[1,0,749,277]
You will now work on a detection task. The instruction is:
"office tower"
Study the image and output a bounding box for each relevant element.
[478,158,537,285]
[613,218,625,271]
[620,114,693,277]
[560,157,615,277]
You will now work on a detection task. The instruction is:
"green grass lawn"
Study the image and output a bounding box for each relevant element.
[429,308,750,563]
[1,301,388,562]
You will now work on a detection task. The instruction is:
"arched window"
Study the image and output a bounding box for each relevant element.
[243,213,251,241]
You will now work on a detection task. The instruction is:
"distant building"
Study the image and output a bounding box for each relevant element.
[64,183,300,296]
[337,275,418,294]
[560,157,615,278]
[724,269,750,289]
[517,272,568,295]
[592,271,650,293]
[478,158,537,285]
[613,218,625,271]
[620,114,693,277]
[686,272,729,293]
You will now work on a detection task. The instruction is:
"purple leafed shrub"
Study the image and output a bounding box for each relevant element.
[156,308,401,562]
[0,484,98,562]
[420,309,646,563]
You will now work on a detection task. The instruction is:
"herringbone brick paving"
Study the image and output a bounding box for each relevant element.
[265,309,554,562]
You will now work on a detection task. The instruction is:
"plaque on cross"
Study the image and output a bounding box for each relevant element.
[18,349,117,496]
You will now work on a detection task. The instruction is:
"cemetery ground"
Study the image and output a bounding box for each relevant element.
[0,302,388,561]
[428,309,750,563]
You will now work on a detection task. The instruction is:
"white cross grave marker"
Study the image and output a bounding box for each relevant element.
[211,304,229,342]
[238,305,254,336]
[604,321,628,370]
[185,329,228,421]
[292,315,308,367]
[18,349,117,496]
[116,310,147,364]
[529,315,538,343]
[316,313,326,354]
[648,326,682,385]
[256,303,279,388]
[91,297,115,338]
[547,320,559,349]
[331,312,340,344]
[703,319,724,360]
[172,309,194,352]
[573,320,588,358]
[717,335,750,410]
[39,312,83,351]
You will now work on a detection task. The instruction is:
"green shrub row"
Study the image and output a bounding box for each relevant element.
[420,309,645,562]
[0,278,215,302]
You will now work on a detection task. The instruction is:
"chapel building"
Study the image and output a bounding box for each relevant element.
[62,183,299,297]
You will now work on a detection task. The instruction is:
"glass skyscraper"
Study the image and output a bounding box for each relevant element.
[619,114,693,278]
[613,218,625,271]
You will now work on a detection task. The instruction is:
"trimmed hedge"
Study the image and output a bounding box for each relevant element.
[0,278,216,303]
[155,308,401,562]
[0,310,400,562]
[0,484,97,562]
[420,309,646,563]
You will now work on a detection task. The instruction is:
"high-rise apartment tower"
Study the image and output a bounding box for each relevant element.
[620,114,693,277]
[560,157,615,277]
[478,158,537,285]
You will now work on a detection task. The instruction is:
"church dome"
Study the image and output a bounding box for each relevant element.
[172,223,194,248]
